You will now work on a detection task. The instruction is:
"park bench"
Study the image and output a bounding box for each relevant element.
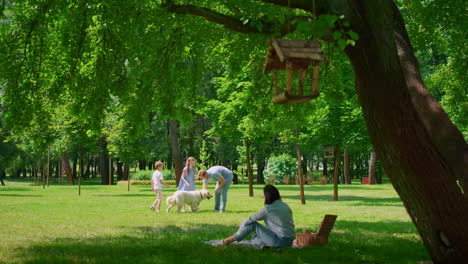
[296,214,338,247]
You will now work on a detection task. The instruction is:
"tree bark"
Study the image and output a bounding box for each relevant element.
[98,137,110,185]
[138,160,146,170]
[79,151,84,180]
[0,169,5,186]
[322,159,328,177]
[117,160,123,180]
[123,163,129,181]
[344,148,351,184]
[255,147,266,184]
[72,155,77,180]
[232,163,239,184]
[368,151,377,185]
[168,119,183,185]
[332,146,339,201]
[61,152,74,185]
[344,1,468,261]
[296,144,305,205]
[245,139,254,197]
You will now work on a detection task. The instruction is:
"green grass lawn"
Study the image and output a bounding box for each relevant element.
[0,180,429,264]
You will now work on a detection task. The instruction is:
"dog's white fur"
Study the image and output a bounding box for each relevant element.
[166,190,212,213]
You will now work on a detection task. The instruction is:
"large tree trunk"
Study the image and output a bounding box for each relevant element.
[168,119,183,185]
[368,151,377,185]
[344,148,351,184]
[98,137,110,185]
[345,1,468,261]
[245,139,254,197]
[61,152,74,185]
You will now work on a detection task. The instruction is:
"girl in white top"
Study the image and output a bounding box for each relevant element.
[150,161,172,212]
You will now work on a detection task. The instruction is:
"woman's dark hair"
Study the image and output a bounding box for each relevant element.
[264,185,281,205]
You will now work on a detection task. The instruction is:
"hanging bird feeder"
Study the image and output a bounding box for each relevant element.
[323,145,337,159]
[264,39,326,104]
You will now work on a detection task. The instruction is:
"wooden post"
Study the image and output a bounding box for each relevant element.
[333,145,340,201]
[273,71,279,96]
[311,63,320,95]
[286,61,293,94]
[296,144,306,204]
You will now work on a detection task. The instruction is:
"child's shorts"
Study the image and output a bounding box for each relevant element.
[154,189,163,200]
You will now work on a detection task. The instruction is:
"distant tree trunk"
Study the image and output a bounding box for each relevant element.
[333,146,340,201]
[117,160,123,180]
[344,149,351,184]
[245,139,254,197]
[148,160,153,171]
[110,158,115,181]
[79,152,84,180]
[323,159,328,177]
[368,152,377,185]
[98,137,110,185]
[61,153,74,185]
[301,154,308,181]
[72,155,77,180]
[46,149,50,187]
[168,119,183,185]
[84,155,92,178]
[0,169,5,185]
[92,155,97,178]
[255,149,265,184]
[55,161,59,179]
[296,144,305,205]
[138,160,146,170]
[58,161,63,184]
[232,163,238,184]
[123,163,129,181]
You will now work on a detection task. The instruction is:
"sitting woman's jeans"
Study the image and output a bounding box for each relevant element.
[233,221,294,248]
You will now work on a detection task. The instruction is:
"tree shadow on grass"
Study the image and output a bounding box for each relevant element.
[0,193,42,197]
[281,194,402,207]
[10,222,429,264]
[0,187,32,192]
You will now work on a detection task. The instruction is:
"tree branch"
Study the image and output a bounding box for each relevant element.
[167,4,309,36]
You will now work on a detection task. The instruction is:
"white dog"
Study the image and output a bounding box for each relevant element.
[166,190,212,213]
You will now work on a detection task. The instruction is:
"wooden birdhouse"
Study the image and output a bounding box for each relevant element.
[264,39,326,104]
[324,145,337,159]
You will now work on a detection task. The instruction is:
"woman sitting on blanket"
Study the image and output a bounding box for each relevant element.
[221,185,295,248]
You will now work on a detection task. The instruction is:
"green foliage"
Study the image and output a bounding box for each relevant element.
[131,169,175,181]
[264,154,297,185]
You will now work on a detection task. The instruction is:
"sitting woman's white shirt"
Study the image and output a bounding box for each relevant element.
[241,199,295,239]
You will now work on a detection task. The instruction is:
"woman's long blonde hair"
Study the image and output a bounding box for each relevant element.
[183,157,196,176]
